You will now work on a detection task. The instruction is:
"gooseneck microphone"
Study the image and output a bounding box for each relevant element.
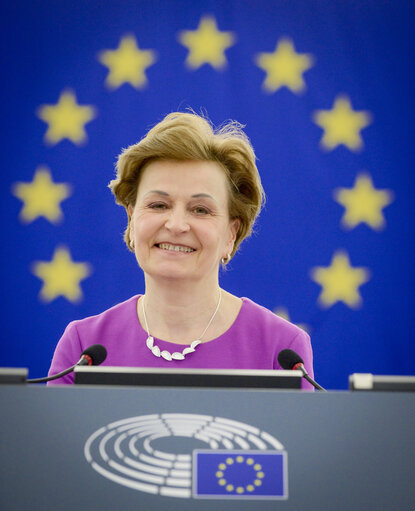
[27,344,107,384]
[278,348,326,391]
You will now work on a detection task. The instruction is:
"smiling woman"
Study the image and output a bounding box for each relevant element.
[128,160,239,286]
[47,112,314,387]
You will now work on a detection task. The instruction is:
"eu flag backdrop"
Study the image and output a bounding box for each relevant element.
[1,0,414,388]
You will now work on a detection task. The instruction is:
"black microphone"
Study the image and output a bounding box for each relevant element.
[278,348,326,391]
[27,344,107,384]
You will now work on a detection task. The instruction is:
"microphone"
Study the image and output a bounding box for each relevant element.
[278,348,326,391]
[27,344,107,384]
[77,344,107,367]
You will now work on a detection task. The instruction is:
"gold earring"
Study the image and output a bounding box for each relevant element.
[221,253,231,264]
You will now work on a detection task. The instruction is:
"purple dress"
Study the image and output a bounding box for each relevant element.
[47,295,314,389]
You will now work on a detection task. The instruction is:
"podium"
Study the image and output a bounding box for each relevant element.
[1,385,414,510]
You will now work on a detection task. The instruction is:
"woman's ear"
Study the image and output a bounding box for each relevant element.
[228,218,240,251]
[127,205,135,241]
[128,205,134,224]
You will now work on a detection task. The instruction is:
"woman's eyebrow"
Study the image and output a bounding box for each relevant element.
[144,190,169,197]
[191,193,218,203]
[144,191,218,203]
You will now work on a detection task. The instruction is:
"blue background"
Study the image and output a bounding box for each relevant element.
[1,0,414,388]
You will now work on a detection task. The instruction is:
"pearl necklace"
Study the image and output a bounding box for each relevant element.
[142,291,222,361]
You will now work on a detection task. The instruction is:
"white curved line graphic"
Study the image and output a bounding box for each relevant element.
[85,413,284,499]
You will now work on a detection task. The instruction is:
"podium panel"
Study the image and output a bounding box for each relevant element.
[0,386,414,510]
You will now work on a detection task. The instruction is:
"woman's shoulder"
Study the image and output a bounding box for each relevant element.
[68,295,140,332]
[236,297,313,378]
[239,297,303,335]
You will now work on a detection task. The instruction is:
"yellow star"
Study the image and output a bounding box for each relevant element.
[12,166,72,224]
[313,95,372,151]
[178,16,235,70]
[310,251,370,309]
[255,38,314,93]
[37,90,96,145]
[32,247,91,303]
[334,173,394,230]
[98,35,156,89]
[273,307,309,332]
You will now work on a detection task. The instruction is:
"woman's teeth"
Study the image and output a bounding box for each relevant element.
[157,243,195,253]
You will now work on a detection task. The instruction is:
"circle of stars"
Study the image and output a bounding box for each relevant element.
[11,13,393,313]
[216,456,265,494]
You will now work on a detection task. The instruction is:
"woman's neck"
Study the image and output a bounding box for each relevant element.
[140,276,223,344]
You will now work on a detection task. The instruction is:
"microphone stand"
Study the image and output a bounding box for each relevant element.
[27,365,78,384]
[294,363,326,391]
[27,356,92,384]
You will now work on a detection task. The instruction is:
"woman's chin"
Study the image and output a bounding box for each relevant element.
[145,262,197,281]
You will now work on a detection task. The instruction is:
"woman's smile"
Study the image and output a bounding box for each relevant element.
[155,242,196,253]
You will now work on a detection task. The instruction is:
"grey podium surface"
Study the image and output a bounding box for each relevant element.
[0,385,414,510]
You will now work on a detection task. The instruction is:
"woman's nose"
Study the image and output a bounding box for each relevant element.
[164,207,190,233]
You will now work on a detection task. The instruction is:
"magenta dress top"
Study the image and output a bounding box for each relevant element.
[48,295,314,389]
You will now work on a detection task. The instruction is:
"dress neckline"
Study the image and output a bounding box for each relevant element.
[134,295,248,347]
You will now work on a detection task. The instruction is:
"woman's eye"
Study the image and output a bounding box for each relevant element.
[193,206,210,215]
[149,202,167,210]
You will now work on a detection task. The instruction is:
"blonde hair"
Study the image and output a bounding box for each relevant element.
[109,112,265,258]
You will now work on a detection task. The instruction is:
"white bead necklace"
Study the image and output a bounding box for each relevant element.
[142,290,222,361]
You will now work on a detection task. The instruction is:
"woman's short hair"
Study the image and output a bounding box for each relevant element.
[109,111,265,259]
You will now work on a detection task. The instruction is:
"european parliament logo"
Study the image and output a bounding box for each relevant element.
[84,413,288,500]
[193,450,287,499]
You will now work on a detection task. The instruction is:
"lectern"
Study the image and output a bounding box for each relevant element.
[1,385,414,510]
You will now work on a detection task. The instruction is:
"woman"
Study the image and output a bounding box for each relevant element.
[48,112,313,388]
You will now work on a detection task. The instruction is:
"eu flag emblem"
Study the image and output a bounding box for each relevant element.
[193,450,287,499]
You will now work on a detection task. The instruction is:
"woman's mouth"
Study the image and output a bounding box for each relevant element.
[156,243,195,253]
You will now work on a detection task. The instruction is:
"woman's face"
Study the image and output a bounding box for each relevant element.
[129,159,239,284]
